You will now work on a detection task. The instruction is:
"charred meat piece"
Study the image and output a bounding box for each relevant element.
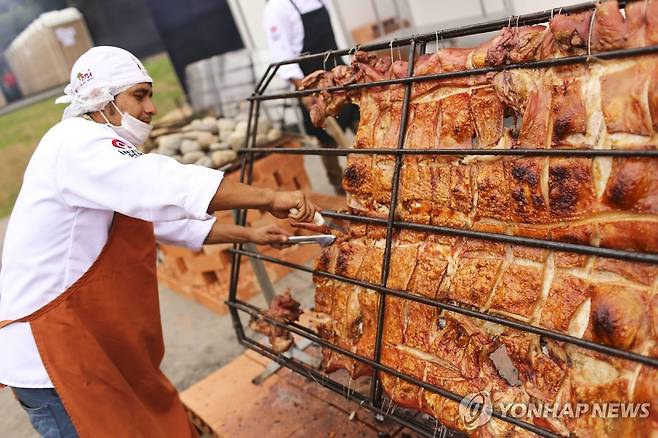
[249,290,302,353]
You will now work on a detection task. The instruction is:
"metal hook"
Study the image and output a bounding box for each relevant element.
[587,2,599,61]
[349,44,362,59]
[435,30,440,53]
[516,14,520,28]
[550,6,563,20]
[323,50,332,71]
[508,15,513,27]
[389,39,395,61]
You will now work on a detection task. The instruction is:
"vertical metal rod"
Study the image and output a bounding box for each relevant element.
[242,99,277,303]
[245,242,276,305]
[369,38,418,405]
[227,98,258,342]
[247,100,261,186]
[257,64,282,96]
[254,65,273,97]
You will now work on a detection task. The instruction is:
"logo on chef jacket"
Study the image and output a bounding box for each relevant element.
[270,25,280,41]
[112,138,143,158]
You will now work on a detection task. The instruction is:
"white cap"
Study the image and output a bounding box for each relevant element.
[56,46,153,120]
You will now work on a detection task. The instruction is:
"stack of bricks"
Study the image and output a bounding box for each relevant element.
[157,144,345,314]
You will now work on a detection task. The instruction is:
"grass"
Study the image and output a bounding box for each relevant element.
[0,52,185,218]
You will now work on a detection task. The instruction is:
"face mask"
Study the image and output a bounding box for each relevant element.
[100,101,152,147]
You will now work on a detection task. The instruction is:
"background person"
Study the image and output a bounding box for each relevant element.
[264,0,359,195]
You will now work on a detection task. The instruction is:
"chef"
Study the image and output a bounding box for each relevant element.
[263,0,358,195]
[0,46,317,438]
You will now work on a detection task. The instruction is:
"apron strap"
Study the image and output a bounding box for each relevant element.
[288,0,325,15]
[287,0,302,15]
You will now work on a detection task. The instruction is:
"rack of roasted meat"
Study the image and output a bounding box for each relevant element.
[227,1,658,436]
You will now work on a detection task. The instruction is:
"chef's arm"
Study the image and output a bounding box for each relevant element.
[203,222,291,245]
[207,179,318,222]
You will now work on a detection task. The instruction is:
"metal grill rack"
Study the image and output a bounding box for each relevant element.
[227,1,658,436]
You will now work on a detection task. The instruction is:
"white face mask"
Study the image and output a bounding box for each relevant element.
[100,101,152,147]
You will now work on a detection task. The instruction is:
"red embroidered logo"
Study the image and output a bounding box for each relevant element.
[111,138,143,158]
[112,139,128,149]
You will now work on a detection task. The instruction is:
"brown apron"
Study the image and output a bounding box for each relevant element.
[0,213,198,438]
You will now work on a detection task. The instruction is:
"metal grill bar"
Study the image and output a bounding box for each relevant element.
[237,147,658,158]
[229,299,558,438]
[317,210,658,264]
[370,38,418,406]
[229,247,658,369]
[248,45,658,102]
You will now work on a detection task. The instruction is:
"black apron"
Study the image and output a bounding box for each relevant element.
[288,0,341,75]
[289,0,358,192]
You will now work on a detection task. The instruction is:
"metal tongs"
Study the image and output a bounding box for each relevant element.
[285,234,336,247]
[286,210,342,247]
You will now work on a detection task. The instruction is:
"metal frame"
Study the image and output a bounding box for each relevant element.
[227,1,658,437]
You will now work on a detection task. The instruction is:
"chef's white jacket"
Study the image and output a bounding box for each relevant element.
[263,0,328,81]
[0,117,223,388]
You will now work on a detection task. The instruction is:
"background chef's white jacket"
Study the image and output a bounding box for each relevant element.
[0,117,223,388]
[263,0,328,81]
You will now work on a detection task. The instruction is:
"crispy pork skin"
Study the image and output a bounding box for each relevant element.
[303,2,658,435]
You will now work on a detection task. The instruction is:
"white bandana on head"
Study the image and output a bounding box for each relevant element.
[56,46,153,120]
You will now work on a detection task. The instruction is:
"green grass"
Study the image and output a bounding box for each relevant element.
[0,52,185,218]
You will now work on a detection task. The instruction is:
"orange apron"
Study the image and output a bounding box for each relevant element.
[0,214,198,438]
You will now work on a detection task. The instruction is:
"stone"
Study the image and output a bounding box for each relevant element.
[211,150,238,168]
[209,142,231,151]
[194,156,214,167]
[182,151,205,164]
[180,140,202,154]
[266,128,282,142]
[197,132,218,150]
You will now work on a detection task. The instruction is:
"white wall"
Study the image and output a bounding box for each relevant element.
[512,0,582,15]
[331,0,399,31]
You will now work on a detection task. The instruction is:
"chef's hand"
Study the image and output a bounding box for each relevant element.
[269,190,318,222]
[248,224,291,246]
